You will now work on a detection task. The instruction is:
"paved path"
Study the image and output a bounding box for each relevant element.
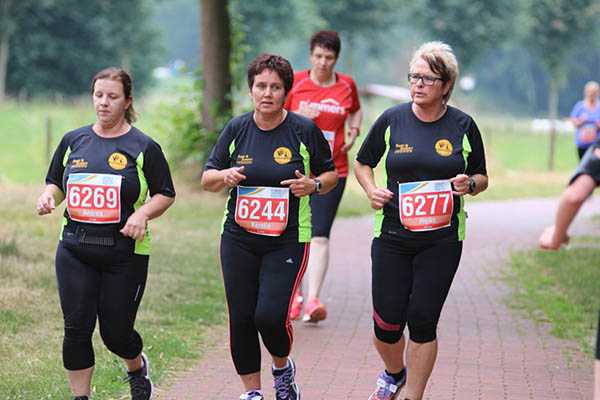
[158,198,599,400]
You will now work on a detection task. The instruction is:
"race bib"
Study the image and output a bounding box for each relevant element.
[322,130,335,154]
[235,186,289,236]
[398,180,454,232]
[580,124,598,144]
[66,173,122,224]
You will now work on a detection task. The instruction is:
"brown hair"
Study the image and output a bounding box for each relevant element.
[90,67,137,123]
[247,54,294,95]
[310,30,341,58]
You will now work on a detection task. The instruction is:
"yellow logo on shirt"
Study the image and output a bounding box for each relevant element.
[108,152,128,170]
[237,154,254,165]
[435,139,453,157]
[273,147,292,164]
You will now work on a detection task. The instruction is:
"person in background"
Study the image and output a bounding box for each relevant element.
[284,30,362,323]
[570,81,600,159]
[201,53,337,400]
[36,67,176,400]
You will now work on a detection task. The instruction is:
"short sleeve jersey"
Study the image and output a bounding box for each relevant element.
[356,103,487,242]
[570,100,600,149]
[205,111,334,243]
[284,70,360,177]
[45,125,176,255]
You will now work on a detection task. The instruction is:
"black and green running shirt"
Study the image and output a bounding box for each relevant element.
[45,125,176,255]
[356,103,487,242]
[205,111,334,243]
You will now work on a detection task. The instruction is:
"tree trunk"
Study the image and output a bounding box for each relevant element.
[200,0,232,133]
[0,31,8,103]
[547,77,559,171]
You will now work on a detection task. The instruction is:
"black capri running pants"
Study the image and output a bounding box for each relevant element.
[310,177,346,238]
[220,231,309,375]
[371,237,462,344]
[56,242,148,370]
[571,143,600,186]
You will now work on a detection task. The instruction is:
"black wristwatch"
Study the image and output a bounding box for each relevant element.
[467,177,476,194]
[314,178,322,194]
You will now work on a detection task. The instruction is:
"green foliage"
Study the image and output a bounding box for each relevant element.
[6,0,161,98]
[407,0,518,71]
[526,0,600,81]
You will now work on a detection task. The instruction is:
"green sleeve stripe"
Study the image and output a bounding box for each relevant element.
[457,133,472,241]
[229,139,236,157]
[298,142,312,242]
[59,216,68,240]
[134,152,151,255]
[221,190,231,234]
[62,146,71,167]
[374,127,391,238]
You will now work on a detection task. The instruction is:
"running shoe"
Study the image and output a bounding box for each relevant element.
[126,352,153,400]
[289,291,303,321]
[302,297,327,323]
[367,370,406,400]
[239,390,264,400]
[272,357,300,400]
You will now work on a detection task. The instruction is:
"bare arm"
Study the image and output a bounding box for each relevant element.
[342,109,364,153]
[450,173,489,196]
[354,160,393,209]
[36,184,65,215]
[281,169,338,197]
[201,167,246,192]
[120,194,175,240]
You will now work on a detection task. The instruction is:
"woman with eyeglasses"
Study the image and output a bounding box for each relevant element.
[354,41,488,400]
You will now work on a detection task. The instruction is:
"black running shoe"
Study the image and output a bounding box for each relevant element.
[272,357,300,400]
[126,352,153,400]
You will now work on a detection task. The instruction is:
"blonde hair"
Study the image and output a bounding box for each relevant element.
[409,41,459,103]
[584,80,599,96]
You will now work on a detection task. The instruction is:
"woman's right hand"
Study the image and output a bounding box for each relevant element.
[367,187,394,210]
[36,191,56,215]
[222,166,246,187]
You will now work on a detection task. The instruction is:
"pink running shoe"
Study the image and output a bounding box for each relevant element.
[302,297,327,323]
[289,291,303,320]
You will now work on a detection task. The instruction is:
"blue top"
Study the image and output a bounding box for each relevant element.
[570,100,600,149]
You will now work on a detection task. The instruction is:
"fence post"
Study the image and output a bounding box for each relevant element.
[45,116,52,163]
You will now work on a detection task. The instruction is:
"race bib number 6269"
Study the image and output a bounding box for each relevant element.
[66,173,122,224]
[398,180,454,232]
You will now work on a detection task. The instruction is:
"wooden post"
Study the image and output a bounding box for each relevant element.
[45,116,52,163]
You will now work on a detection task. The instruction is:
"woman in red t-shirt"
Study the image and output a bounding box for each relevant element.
[284,30,362,323]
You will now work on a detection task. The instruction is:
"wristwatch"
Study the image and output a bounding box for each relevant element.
[467,177,476,194]
[314,178,322,194]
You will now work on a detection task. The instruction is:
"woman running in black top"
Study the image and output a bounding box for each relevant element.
[37,67,175,400]
[201,53,337,400]
[355,42,488,400]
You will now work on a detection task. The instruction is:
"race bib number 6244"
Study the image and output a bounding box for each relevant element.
[398,180,454,232]
[235,186,289,236]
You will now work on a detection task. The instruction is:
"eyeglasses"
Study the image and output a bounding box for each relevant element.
[407,73,443,86]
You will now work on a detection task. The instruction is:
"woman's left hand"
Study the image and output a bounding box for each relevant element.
[281,170,316,197]
[120,210,149,240]
[450,174,470,196]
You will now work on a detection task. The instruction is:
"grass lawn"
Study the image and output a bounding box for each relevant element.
[506,235,600,356]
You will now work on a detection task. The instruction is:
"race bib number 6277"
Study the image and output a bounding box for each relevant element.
[398,180,454,232]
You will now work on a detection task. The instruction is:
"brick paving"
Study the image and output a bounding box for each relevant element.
[158,198,599,399]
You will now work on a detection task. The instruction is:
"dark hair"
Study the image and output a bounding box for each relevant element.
[247,53,294,95]
[90,67,137,123]
[310,30,341,58]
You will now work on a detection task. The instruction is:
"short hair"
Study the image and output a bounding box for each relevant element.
[584,80,599,94]
[247,53,294,95]
[409,41,459,103]
[90,67,137,123]
[310,30,341,58]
